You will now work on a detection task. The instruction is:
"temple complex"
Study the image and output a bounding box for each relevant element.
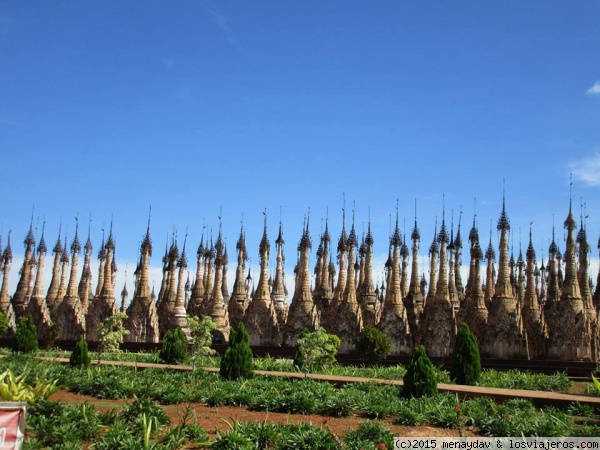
[1,193,600,362]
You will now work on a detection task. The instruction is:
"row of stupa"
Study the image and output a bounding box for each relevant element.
[0,197,599,361]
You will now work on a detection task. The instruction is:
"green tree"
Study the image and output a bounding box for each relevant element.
[159,327,189,364]
[293,327,311,369]
[69,335,91,369]
[450,322,482,385]
[98,312,130,354]
[401,345,437,399]
[356,325,391,364]
[294,327,341,374]
[12,316,38,353]
[220,322,253,380]
[187,315,218,359]
[0,311,9,336]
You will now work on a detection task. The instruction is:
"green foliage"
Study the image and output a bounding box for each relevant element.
[592,373,600,394]
[120,396,171,432]
[450,322,481,385]
[0,311,9,336]
[69,336,91,369]
[12,316,38,353]
[159,327,189,364]
[187,315,217,358]
[344,421,394,450]
[41,323,61,350]
[220,322,253,380]
[356,325,391,364]
[401,345,437,399]
[294,327,341,373]
[293,327,310,368]
[0,369,59,404]
[98,312,130,354]
[480,369,571,391]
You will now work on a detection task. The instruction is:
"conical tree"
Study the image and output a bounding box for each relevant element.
[12,316,38,353]
[401,345,437,398]
[450,322,481,385]
[69,335,91,369]
[220,322,253,380]
[159,327,189,364]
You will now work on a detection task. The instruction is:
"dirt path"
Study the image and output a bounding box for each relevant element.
[49,390,476,438]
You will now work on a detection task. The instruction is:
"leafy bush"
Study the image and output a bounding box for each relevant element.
[159,327,189,364]
[220,322,253,380]
[188,315,218,359]
[69,335,91,369]
[12,316,38,353]
[98,312,129,354]
[450,322,481,385]
[0,369,58,404]
[401,345,437,399]
[0,311,9,336]
[344,421,394,450]
[356,325,391,364]
[41,323,61,350]
[294,327,341,373]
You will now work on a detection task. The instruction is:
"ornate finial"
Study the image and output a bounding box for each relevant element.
[411,199,420,241]
[485,221,495,261]
[38,218,47,254]
[71,213,81,254]
[260,209,270,255]
[497,185,510,231]
[526,222,535,261]
[178,227,188,268]
[438,199,448,244]
[106,215,115,250]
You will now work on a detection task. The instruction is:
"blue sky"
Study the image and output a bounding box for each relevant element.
[1,2,600,296]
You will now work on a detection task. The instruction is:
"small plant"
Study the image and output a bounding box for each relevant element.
[0,311,9,336]
[220,322,253,380]
[0,369,59,404]
[69,335,91,369]
[41,323,61,350]
[401,345,437,399]
[356,325,391,364]
[294,327,341,373]
[187,315,217,359]
[450,322,481,385]
[159,327,189,364]
[344,421,394,450]
[12,316,38,353]
[98,312,129,354]
[591,373,600,395]
[293,327,311,368]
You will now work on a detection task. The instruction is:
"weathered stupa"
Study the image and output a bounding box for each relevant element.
[55,221,87,341]
[483,195,527,359]
[418,210,456,357]
[245,216,280,345]
[125,216,160,343]
[283,218,319,347]
[379,213,411,355]
[331,215,363,353]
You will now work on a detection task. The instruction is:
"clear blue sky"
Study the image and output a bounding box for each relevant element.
[1,1,600,295]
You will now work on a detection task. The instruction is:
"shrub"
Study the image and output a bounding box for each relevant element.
[293,327,310,368]
[401,345,437,399]
[187,315,217,359]
[294,327,341,373]
[356,325,391,364]
[344,421,394,450]
[12,316,38,353]
[98,312,129,354]
[0,369,59,404]
[0,311,9,336]
[159,327,189,364]
[41,323,61,350]
[220,322,253,380]
[69,336,91,369]
[450,322,481,385]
